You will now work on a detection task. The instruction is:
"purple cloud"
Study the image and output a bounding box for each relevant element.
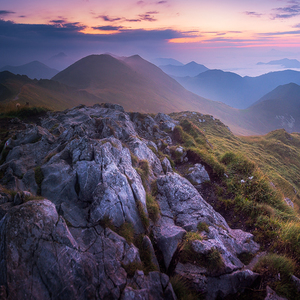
[272,3,300,19]
[93,25,124,31]
[138,13,157,22]
[98,15,122,22]
[244,11,262,17]
[0,10,15,16]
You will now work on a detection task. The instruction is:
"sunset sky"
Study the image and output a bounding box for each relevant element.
[1,0,300,75]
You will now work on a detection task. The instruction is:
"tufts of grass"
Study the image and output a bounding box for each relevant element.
[197,222,210,233]
[173,125,196,148]
[170,275,203,300]
[130,152,139,167]
[98,215,116,231]
[221,152,255,177]
[137,201,150,231]
[122,261,144,277]
[116,222,135,244]
[34,166,44,196]
[139,159,150,177]
[180,232,224,273]
[279,221,300,258]
[135,234,159,274]
[187,147,225,180]
[253,253,297,299]
[146,193,160,223]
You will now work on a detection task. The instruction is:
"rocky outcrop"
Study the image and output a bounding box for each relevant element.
[0,104,261,299]
[0,199,175,300]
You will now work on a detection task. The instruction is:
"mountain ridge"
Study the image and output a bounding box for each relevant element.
[0,61,59,79]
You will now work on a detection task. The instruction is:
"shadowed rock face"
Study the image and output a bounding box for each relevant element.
[0,104,259,299]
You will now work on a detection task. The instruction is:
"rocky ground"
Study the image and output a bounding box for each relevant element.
[0,103,282,299]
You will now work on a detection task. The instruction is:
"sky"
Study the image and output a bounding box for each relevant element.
[1,0,300,75]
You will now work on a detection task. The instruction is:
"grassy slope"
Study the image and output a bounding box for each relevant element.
[169,112,300,298]
[171,111,300,205]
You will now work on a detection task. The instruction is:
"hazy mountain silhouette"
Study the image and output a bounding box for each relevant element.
[4,54,300,136]
[257,58,300,68]
[244,83,300,133]
[47,52,73,71]
[153,58,183,66]
[177,69,300,109]
[159,61,209,77]
[0,61,59,80]
[52,54,237,122]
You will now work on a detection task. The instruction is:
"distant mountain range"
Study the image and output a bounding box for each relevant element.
[159,61,209,77]
[0,61,59,80]
[176,69,300,109]
[52,54,233,118]
[2,54,300,135]
[257,58,300,69]
[153,58,183,66]
[245,83,300,134]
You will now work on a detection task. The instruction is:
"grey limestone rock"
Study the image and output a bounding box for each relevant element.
[0,104,263,299]
[161,157,173,174]
[174,262,207,293]
[206,269,259,300]
[153,216,186,269]
[124,270,176,300]
[186,163,210,184]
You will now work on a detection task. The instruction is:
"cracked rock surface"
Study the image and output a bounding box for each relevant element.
[0,104,260,299]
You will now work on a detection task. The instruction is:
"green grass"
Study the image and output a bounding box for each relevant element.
[116,222,135,244]
[146,193,160,223]
[253,253,298,299]
[169,112,300,290]
[134,234,159,274]
[136,201,150,231]
[197,222,210,233]
[179,231,224,273]
[170,275,204,300]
